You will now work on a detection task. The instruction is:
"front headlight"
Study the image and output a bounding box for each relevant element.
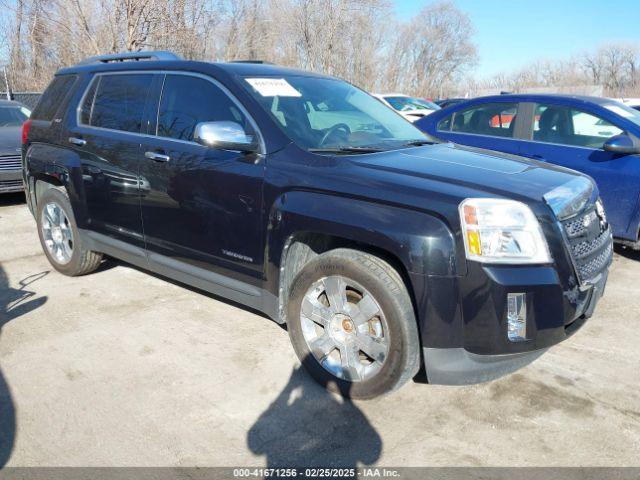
[459,198,552,264]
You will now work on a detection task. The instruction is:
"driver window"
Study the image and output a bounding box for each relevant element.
[533,104,623,148]
[157,75,253,142]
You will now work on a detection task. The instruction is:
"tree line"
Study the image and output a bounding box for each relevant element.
[1,0,638,98]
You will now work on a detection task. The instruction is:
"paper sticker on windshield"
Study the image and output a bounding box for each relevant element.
[246,78,301,97]
[605,104,634,118]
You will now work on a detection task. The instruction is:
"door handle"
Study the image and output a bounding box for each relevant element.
[145,151,171,163]
[69,137,86,146]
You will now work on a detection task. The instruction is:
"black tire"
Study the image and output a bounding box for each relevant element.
[287,248,420,399]
[36,188,103,276]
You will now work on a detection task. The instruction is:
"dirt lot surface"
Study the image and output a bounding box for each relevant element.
[1,192,639,467]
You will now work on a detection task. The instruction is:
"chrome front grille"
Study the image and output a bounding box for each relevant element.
[0,155,21,171]
[560,202,613,284]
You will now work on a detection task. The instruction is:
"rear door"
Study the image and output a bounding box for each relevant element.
[66,72,157,248]
[432,101,523,156]
[137,73,265,281]
[518,102,639,240]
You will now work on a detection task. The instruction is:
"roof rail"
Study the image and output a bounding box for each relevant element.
[76,51,181,66]
[230,60,275,65]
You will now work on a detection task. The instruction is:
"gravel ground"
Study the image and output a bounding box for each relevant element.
[1,192,639,467]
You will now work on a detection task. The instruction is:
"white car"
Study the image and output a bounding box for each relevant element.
[613,98,640,112]
[372,93,441,122]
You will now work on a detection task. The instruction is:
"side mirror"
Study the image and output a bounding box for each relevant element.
[194,121,258,153]
[603,134,640,155]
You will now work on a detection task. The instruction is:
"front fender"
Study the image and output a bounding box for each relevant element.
[266,190,460,282]
[265,190,464,347]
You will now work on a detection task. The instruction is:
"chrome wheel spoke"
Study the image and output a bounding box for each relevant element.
[54,244,65,262]
[339,342,362,381]
[61,227,73,242]
[45,204,58,225]
[309,334,337,360]
[61,240,73,260]
[357,334,387,364]
[348,294,380,326]
[301,296,331,326]
[323,276,348,313]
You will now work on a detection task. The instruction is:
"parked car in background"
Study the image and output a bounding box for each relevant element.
[1,100,31,193]
[23,52,611,398]
[615,98,640,112]
[416,94,640,249]
[372,93,440,122]
[435,97,467,109]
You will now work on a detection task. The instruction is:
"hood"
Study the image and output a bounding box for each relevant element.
[349,142,588,204]
[0,127,22,156]
[401,109,435,118]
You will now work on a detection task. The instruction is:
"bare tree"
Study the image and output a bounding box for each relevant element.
[387,1,477,98]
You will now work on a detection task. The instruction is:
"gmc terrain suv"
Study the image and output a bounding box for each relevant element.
[22,51,612,398]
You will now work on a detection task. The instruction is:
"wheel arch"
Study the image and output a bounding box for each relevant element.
[25,144,87,225]
[265,191,460,324]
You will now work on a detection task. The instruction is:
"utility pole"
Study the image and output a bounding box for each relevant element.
[2,66,12,100]
[2,65,13,100]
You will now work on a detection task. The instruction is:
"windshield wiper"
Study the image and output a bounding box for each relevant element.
[309,146,384,154]
[403,139,438,147]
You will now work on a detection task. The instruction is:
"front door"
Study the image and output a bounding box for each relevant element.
[522,103,640,240]
[137,73,265,282]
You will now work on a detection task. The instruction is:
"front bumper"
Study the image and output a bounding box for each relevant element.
[0,169,23,193]
[423,347,547,385]
[416,261,608,385]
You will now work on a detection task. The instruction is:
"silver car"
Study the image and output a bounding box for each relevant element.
[0,100,31,193]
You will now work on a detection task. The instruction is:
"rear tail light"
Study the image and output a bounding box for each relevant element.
[22,119,32,145]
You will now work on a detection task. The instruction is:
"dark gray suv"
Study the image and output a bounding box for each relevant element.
[0,100,31,193]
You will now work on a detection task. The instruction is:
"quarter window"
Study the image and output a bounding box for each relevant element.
[451,103,518,138]
[157,75,253,142]
[85,74,153,133]
[79,79,98,125]
[437,116,452,131]
[533,104,623,148]
[32,75,77,121]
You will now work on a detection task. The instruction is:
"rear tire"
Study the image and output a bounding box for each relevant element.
[287,248,420,399]
[36,188,103,276]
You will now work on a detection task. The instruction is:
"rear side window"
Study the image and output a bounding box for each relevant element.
[451,103,518,138]
[31,75,77,121]
[83,74,153,133]
[157,74,253,141]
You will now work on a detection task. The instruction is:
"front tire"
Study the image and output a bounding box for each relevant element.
[287,248,420,399]
[36,188,103,276]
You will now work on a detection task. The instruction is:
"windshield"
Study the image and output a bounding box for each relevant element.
[604,102,640,128]
[243,76,429,152]
[384,96,440,112]
[0,106,30,127]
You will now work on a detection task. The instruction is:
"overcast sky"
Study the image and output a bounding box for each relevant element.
[395,0,640,77]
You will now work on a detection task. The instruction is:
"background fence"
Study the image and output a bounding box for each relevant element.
[1,93,42,109]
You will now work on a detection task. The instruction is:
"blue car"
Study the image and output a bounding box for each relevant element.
[417,94,640,247]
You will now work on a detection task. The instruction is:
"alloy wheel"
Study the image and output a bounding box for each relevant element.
[300,275,389,382]
[41,201,74,265]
